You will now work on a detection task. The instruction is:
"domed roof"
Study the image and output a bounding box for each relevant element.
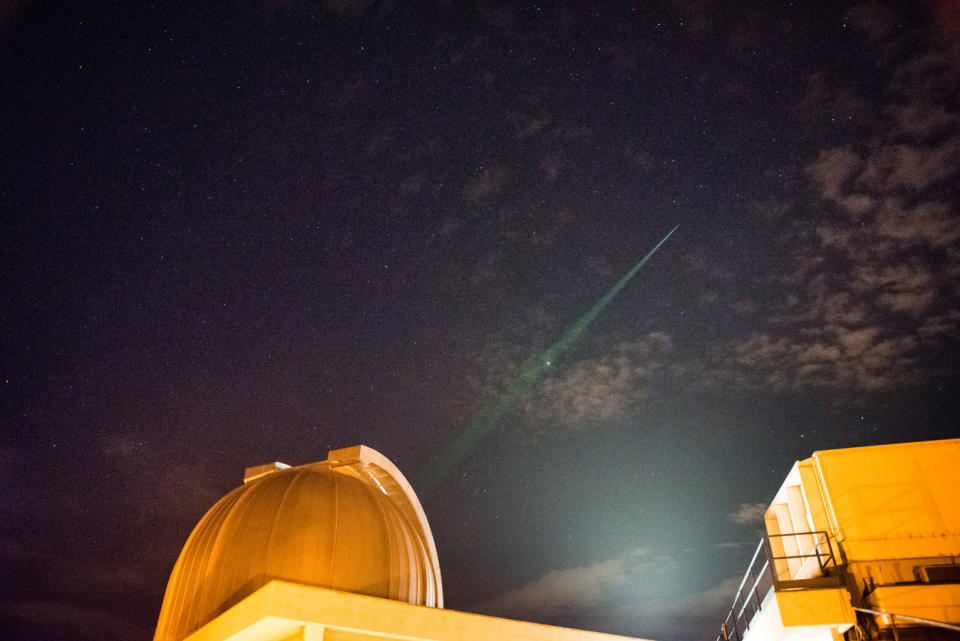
[154,446,442,641]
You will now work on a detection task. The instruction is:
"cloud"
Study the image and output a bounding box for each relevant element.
[714,541,754,550]
[852,263,937,315]
[464,164,509,204]
[835,193,877,216]
[540,155,563,181]
[465,329,678,434]
[507,108,554,140]
[817,292,869,326]
[858,137,960,191]
[476,553,636,619]
[806,147,861,200]
[794,72,872,132]
[728,502,767,525]
[805,139,958,211]
[835,325,880,355]
[715,35,960,398]
[472,549,747,640]
[731,300,758,315]
[874,198,960,248]
[632,575,741,620]
[889,104,957,139]
[919,310,960,340]
[426,217,462,245]
[604,575,742,641]
[712,323,919,392]
[520,333,676,427]
[891,52,959,102]
[452,23,959,414]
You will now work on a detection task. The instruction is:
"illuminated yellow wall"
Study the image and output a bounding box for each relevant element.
[811,439,960,563]
[763,438,960,629]
[182,580,651,641]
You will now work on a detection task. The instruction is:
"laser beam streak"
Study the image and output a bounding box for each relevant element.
[417,226,679,496]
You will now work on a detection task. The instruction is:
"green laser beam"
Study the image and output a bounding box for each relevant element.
[417,225,679,496]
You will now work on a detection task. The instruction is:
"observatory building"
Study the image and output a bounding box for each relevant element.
[717,438,960,641]
[155,440,960,641]
[154,445,649,641]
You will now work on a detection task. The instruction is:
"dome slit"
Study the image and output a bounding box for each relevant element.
[371,481,398,599]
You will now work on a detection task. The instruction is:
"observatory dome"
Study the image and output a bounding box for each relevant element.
[154,446,442,641]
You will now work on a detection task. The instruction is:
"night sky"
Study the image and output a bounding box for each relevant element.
[2,2,959,640]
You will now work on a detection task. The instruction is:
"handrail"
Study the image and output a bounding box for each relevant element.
[733,559,769,622]
[716,540,772,641]
[764,531,836,579]
[716,531,838,641]
[731,540,765,604]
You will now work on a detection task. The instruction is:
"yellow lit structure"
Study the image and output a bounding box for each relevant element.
[155,445,651,641]
[719,439,960,641]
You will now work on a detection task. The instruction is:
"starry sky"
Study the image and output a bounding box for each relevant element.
[1,2,959,640]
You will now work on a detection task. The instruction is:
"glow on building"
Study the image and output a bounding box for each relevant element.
[717,438,960,641]
[154,445,652,641]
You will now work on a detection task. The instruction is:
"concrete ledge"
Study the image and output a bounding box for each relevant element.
[185,581,652,641]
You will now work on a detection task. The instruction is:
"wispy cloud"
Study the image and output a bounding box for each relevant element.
[476,548,739,641]
[474,548,654,619]
[728,502,767,526]
[858,137,959,191]
[889,103,958,139]
[469,331,678,432]
[611,575,741,636]
[464,164,510,205]
[523,333,675,426]
[703,32,960,397]
[711,325,920,392]
[806,147,861,200]
[873,198,960,248]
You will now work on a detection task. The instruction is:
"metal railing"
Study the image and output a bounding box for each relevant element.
[716,531,840,641]
[764,531,836,582]
[716,539,773,641]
